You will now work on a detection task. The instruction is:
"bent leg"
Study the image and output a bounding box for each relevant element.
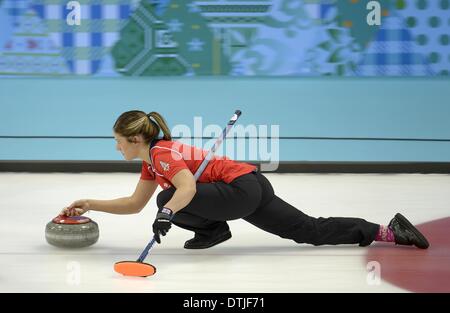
[156,174,262,236]
[156,187,229,237]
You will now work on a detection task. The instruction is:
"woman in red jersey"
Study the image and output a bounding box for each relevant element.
[61,111,429,250]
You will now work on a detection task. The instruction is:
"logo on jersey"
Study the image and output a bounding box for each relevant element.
[160,161,170,171]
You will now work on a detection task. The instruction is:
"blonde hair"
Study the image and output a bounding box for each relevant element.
[113,110,172,144]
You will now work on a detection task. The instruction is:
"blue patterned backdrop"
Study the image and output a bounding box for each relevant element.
[0,0,449,76]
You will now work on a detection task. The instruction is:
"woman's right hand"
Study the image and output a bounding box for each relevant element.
[60,199,90,217]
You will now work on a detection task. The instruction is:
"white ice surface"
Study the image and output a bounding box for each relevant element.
[1,172,449,292]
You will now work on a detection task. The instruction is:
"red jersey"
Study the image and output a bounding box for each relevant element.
[140,139,257,190]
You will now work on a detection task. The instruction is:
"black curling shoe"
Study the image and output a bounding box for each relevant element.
[389,213,430,249]
[184,231,232,249]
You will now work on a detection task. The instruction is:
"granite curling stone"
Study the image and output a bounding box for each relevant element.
[45,215,99,248]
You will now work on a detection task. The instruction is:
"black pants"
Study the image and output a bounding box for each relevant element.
[156,171,380,247]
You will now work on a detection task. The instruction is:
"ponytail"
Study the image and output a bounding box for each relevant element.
[148,112,172,141]
[113,110,172,144]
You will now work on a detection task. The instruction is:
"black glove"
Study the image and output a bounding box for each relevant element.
[152,207,173,244]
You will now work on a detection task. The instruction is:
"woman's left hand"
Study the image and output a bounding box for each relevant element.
[152,207,173,243]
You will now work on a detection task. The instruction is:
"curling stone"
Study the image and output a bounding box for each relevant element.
[45,215,99,248]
